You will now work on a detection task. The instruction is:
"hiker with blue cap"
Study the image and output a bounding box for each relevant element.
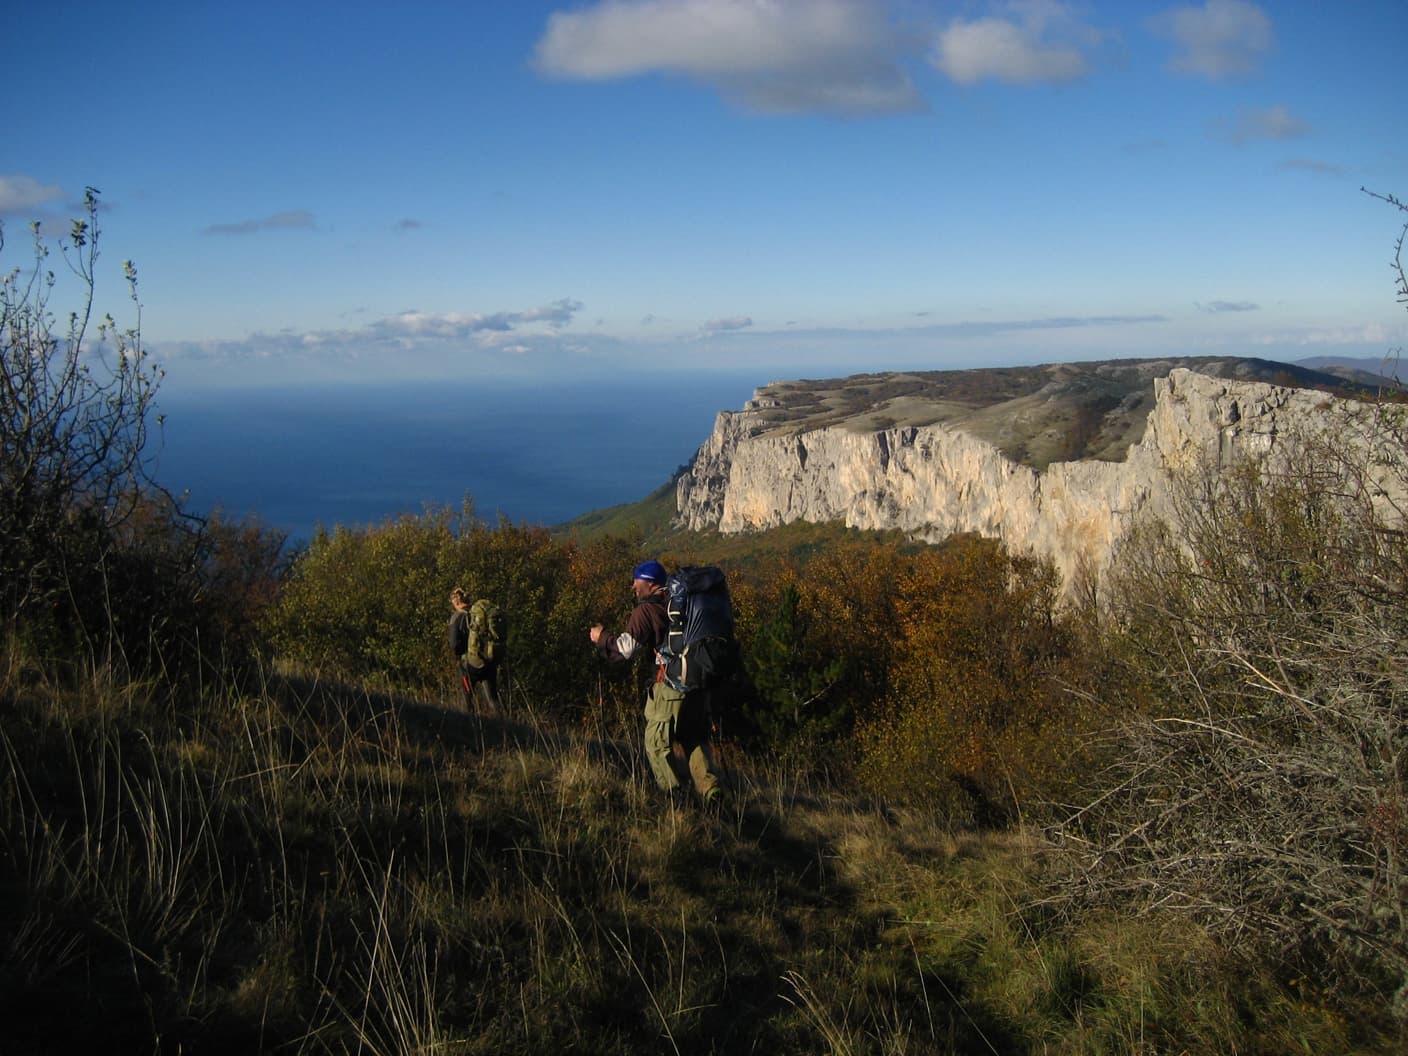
[590,560,722,805]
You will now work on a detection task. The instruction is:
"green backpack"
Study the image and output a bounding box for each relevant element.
[466,599,507,665]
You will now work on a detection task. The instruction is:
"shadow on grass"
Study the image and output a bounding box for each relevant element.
[268,670,640,773]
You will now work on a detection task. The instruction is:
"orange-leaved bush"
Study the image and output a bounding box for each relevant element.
[856,537,1087,821]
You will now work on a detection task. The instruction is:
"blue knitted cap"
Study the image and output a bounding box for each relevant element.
[631,560,667,585]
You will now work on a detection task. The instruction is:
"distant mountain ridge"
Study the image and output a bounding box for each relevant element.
[672,357,1405,591]
[1293,354,1404,390]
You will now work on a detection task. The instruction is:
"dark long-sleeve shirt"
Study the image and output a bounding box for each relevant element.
[597,592,669,664]
[448,610,470,658]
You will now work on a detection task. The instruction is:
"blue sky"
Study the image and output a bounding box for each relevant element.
[6,0,1405,389]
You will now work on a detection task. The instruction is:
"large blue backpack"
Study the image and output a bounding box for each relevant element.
[662,566,739,692]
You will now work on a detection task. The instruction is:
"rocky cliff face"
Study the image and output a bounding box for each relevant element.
[676,368,1390,588]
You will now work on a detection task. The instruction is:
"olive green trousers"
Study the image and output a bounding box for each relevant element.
[644,681,722,798]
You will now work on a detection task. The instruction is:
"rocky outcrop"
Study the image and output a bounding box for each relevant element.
[676,368,1395,588]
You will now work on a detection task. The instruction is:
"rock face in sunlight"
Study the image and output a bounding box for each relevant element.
[676,365,1402,590]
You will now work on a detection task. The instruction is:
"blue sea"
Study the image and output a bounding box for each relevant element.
[153,373,764,544]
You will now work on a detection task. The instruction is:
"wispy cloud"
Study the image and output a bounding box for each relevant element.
[204,210,317,236]
[931,1,1101,86]
[1197,300,1259,313]
[1252,323,1392,347]
[1121,139,1168,156]
[0,174,65,214]
[1150,0,1273,80]
[701,315,754,335]
[1215,103,1307,144]
[708,313,1168,342]
[923,313,1166,338]
[533,0,923,115]
[154,306,1228,383]
[370,299,583,339]
[156,299,587,367]
[1279,158,1346,177]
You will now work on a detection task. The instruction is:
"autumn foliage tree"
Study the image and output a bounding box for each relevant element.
[856,537,1090,821]
[733,542,910,760]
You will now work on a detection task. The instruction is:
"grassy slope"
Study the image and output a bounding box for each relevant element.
[555,472,930,566]
[1,663,1392,1055]
[554,480,680,548]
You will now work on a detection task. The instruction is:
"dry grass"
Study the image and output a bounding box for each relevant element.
[0,652,1399,1054]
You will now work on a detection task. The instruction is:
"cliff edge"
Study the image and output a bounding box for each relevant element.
[676,359,1396,588]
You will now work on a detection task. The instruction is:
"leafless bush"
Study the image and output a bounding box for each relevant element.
[1,190,282,674]
[1,189,160,630]
[1056,399,1408,1012]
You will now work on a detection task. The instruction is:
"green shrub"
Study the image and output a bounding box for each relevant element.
[269,503,656,721]
[743,580,850,750]
[270,512,450,687]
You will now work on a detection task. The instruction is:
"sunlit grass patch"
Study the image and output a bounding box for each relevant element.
[552,744,631,819]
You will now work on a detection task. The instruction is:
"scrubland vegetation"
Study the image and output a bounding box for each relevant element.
[2,194,1405,1053]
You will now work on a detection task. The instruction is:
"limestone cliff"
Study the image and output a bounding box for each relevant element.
[675,366,1394,588]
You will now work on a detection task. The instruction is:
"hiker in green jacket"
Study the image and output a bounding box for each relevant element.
[449,587,503,716]
[590,560,721,804]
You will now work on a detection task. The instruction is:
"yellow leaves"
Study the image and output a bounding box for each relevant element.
[855,537,1082,814]
[269,508,1095,814]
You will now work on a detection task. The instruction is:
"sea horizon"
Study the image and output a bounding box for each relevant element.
[153,372,766,545]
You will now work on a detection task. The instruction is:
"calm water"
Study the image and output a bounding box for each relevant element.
[153,373,763,543]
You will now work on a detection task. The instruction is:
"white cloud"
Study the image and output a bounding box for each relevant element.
[932,2,1097,85]
[533,0,922,115]
[0,174,65,214]
[1150,0,1272,79]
